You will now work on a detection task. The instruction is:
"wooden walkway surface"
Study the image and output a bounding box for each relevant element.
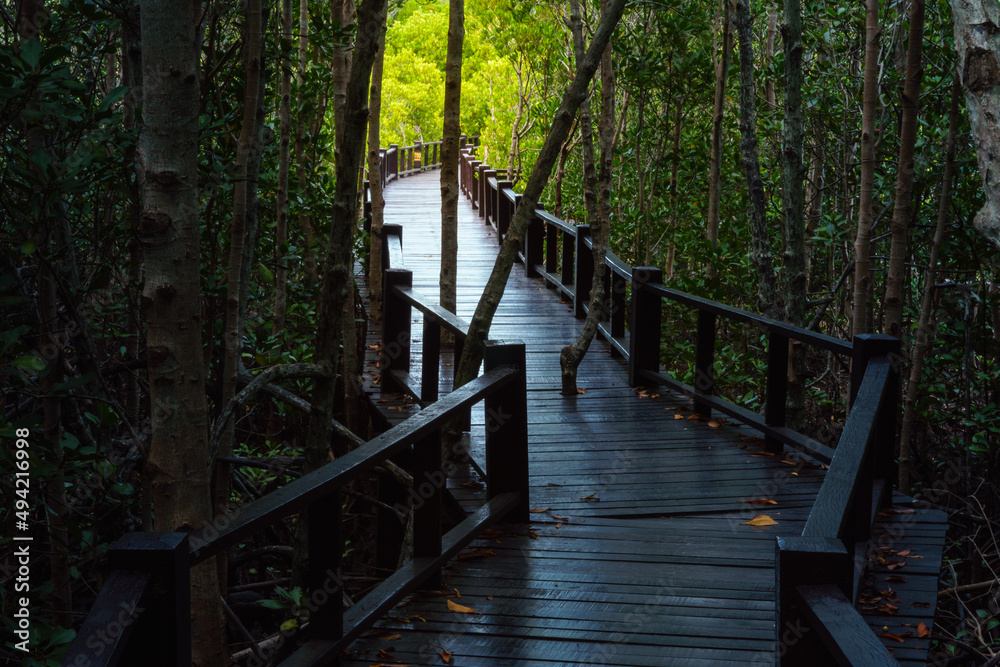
[349,169,948,666]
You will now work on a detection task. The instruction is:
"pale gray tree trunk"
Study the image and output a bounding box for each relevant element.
[951,0,1000,248]
[367,4,388,322]
[138,1,226,662]
[707,0,735,255]
[273,0,293,334]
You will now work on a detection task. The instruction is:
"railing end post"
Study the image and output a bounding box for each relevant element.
[573,225,592,319]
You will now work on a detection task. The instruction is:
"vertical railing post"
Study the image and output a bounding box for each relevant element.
[610,273,627,340]
[525,205,543,278]
[484,169,497,226]
[694,311,717,418]
[851,333,901,505]
[497,180,513,240]
[775,536,852,666]
[476,164,488,217]
[421,316,440,403]
[484,340,529,522]
[764,332,789,454]
[470,160,482,208]
[560,228,575,289]
[628,267,663,387]
[382,268,412,393]
[407,145,414,173]
[545,220,558,277]
[381,223,402,274]
[416,141,423,171]
[390,144,399,180]
[412,429,443,588]
[307,490,344,641]
[114,532,191,666]
[573,225,592,319]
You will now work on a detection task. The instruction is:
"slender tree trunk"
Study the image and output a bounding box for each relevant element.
[559,0,612,394]
[305,0,386,468]
[296,0,318,283]
[273,0,293,334]
[853,0,880,337]
[898,79,960,490]
[440,0,464,326]
[552,116,579,218]
[508,61,527,177]
[765,7,778,109]
[951,0,1000,249]
[138,2,225,663]
[217,0,264,591]
[734,0,781,319]
[707,0,735,255]
[455,0,628,388]
[122,1,142,426]
[367,5,388,323]
[782,0,807,426]
[884,0,925,339]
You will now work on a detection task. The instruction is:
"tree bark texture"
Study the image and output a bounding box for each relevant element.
[734,0,780,319]
[137,1,226,663]
[295,0,318,283]
[951,0,1000,249]
[884,0,925,339]
[273,0,293,334]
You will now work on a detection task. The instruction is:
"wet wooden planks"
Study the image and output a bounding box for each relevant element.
[347,169,945,666]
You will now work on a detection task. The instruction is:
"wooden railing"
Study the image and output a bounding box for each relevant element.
[66,132,527,667]
[457,144,904,666]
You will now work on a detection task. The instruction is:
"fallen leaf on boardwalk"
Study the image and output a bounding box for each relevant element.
[530,507,551,513]
[547,482,562,486]
[487,595,494,600]
[377,649,398,660]
[674,414,684,420]
[446,599,480,614]
[457,549,495,560]
[740,498,779,506]
[437,647,452,664]
[528,528,540,539]
[896,549,911,557]
[579,493,599,501]
[367,344,379,350]
[686,414,701,421]
[576,387,586,394]
[877,631,912,642]
[906,554,923,559]
[742,514,778,527]
[377,634,402,641]
[555,523,563,528]
[409,615,426,622]
[453,588,461,598]
[884,575,908,583]
[917,622,930,638]
[551,514,569,521]
[707,419,722,428]
[461,481,484,489]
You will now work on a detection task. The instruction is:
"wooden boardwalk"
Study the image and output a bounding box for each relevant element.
[349,169,948,666]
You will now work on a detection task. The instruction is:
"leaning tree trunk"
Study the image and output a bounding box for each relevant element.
[455,0,628,388]
[559,0,614,394]
[951,0,1000,249]
[707,0,735,256]
[884,0,925,339]
[898,79,960,490]
[852,0,880,336]
[440,0,464,329]
[734,0,781,319]
[138,1,226,663]
[295,0,318,283]
[367,4,388,323]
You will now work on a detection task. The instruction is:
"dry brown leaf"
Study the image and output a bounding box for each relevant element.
[576,387,586,394]
[896,549,911,557]
[674,414,684,420]
[446,599,479,614]
[740,498,779,506]
[436,646,452,664]
[707,419,722,428]
[884,575,908,583]
[457,549,495,560]
[741,514,778,527]
[917,621,930,638]
[461,481,485,489]
[453,587,461,598]
[530,507,551,513]
[877,631,912,643]
[377,633,402,641]
[579,493,599,501]
[377,649,398,660]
